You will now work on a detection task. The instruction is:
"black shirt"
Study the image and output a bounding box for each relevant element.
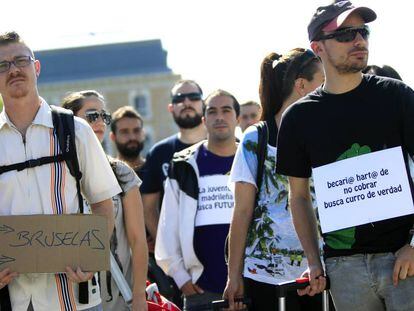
[276,75,414,257]
[140,134,192,194]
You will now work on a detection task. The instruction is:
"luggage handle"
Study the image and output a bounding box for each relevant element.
[211,297,251,310]
[276,277,331,311]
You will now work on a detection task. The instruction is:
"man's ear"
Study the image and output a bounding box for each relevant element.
[311,41,323,57]
[167,103,174,113]
[35,59,41,77]
[109,131,116,142]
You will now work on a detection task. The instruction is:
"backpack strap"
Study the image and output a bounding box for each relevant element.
[50,106,90,304]
[254,121,268,196]
[0,154,66,175]
[50,105,84,214]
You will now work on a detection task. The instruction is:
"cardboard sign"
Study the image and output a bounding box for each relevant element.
[313,147,414,233]
[0,214,109,273]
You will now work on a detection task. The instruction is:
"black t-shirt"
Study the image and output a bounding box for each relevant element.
[140,134,192,194]
[276,74,414,258]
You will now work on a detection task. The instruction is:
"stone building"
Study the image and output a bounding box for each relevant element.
[36,39,181,154]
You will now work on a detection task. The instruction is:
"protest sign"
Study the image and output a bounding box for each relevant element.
[0,214,109,273]
[196,175,234,226]
[313,147,414,233]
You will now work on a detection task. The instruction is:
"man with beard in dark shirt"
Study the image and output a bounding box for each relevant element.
[139,80,206,305]
[140,80,206,245]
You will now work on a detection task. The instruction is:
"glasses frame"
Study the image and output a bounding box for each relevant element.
[316,25,370,43]
[171,92,203,104]
[84,110,112,125]
[0,56,35,73]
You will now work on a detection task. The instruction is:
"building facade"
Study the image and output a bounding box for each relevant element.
[36,40,181,155]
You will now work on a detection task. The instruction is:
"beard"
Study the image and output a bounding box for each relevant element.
[173,111,203,129]
[327,48,368,74]
[115,140,144,159]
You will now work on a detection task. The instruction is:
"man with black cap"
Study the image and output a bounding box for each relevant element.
[276,1,414,310]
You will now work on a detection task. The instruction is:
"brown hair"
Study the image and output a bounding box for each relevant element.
[61,90,104,115]
[110,106,143,133]
[259,48,320,121]
[0,31,34,57]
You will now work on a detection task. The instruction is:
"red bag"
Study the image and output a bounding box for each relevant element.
[146,281,181,311]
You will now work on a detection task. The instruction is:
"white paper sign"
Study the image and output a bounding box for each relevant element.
[312,147,414,233]
[196,175,234,227]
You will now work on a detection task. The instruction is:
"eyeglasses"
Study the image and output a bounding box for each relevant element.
[0,56,35,73]
[316,25,370,43]
[171,92,202,104]
[85,110,112,125]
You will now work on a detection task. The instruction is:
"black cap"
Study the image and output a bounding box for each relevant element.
[308,0,376,42]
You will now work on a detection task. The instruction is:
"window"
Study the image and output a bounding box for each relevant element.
[129,90,151,119]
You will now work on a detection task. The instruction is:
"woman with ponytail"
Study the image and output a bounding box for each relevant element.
[223,48,324,310]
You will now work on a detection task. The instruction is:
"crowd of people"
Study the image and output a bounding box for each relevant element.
[0,1,413,311]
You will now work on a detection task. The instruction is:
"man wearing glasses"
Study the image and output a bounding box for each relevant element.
[0,32,120,310]
[140,80,206,303]
[276,1,414,310]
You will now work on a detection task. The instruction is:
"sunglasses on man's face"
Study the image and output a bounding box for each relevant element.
[171,92,202,104]
[317,25,370,43]
[85,110,111,125]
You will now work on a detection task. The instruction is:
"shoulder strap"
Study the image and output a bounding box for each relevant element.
[50,105,84,214]
[50,106,91,304]
[255,121,268,195]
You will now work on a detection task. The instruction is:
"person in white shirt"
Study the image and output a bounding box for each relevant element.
[0,31,120,311]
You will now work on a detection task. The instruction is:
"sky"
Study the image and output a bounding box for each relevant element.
[1,0,412,103]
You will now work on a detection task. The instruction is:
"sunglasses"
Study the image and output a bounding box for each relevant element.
[85,110,111,125]
[171,92,202,104]
[317,25,370,43]
[295,49,318,78]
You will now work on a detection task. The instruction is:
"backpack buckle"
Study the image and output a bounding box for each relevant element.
[26,159,41,169]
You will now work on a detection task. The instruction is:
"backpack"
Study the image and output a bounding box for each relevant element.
[0,105,91,310]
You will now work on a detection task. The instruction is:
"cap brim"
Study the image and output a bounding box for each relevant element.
[323,7,377,32]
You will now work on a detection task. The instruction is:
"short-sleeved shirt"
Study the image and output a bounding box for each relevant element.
[100,158,142,311]
[0,100,121,310]
[140,134,192,195]
[276,75,414,258]
[230,125,311,285]
[193,144,234,293]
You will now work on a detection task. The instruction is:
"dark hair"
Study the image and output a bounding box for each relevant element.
[61,90,105,115]
[111,106,144,133]
[0,31,34,57]
[363,65,402,81]
[259,48,321,121]
[170,79,203,97]
[204,89,240,117]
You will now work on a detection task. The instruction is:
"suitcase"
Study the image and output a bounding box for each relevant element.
[211,277,330,311]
